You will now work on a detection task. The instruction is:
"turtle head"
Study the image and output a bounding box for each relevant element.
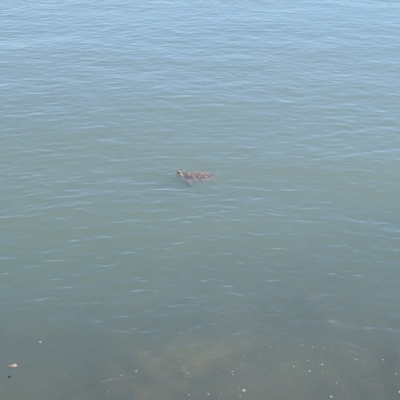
[176,170,185,177]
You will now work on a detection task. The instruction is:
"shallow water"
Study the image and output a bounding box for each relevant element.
[1,0,400,398]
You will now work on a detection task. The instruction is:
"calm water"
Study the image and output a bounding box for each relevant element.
[1,0,400,399]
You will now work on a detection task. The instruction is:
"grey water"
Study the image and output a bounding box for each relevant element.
[1,0,400,398]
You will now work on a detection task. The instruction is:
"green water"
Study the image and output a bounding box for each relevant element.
[1,0,400,398]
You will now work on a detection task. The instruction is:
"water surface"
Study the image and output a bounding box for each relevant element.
[1,0,400,399]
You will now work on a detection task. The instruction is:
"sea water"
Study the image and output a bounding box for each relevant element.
[1,0,400,398]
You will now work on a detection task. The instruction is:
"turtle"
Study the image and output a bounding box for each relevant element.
[176,170,215,186]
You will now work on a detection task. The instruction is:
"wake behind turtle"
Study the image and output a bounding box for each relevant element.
[176,170,215,186]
